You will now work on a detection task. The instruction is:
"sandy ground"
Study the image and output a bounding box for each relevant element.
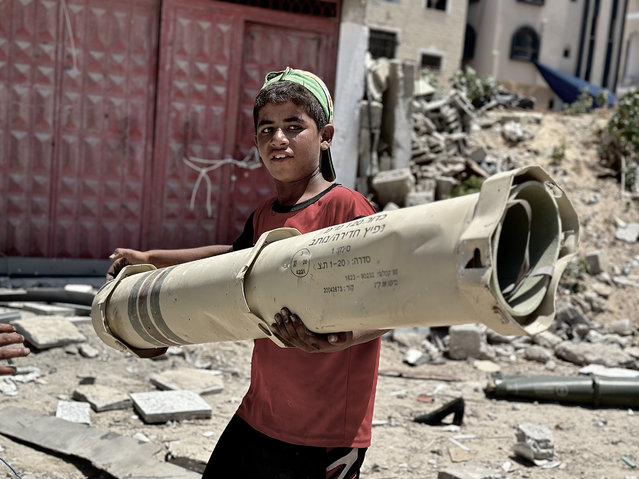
[1,111,639,479]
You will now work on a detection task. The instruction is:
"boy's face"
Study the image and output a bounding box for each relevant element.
[254,100,332,184]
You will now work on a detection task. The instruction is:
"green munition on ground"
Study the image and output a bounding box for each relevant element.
[485,373,639,407]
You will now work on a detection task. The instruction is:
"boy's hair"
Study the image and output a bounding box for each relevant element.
[252,81,328,132]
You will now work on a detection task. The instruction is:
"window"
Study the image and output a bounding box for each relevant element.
[510,26,540,61]
[517,0,544,5]
[463,24,476,60]
[420,53,442,72]
[425,0,447,11]
[369,30,398,59]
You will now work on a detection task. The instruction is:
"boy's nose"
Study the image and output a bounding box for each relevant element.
[272,128,289,144]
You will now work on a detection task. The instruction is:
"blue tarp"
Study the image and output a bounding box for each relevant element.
[533,61,616,107]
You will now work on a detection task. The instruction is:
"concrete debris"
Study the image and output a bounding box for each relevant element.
[56,400,91,425]
[130,390,213,424]
[73,384,133,412]
[360,58,532,210]
[12,315,86,349]
[149,368,224,396]
[0,406,200,478]
[513,422,555,465]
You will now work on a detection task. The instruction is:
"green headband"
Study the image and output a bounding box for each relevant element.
[262,67,334,124]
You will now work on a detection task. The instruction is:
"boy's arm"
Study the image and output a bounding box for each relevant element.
[106,245,233,280]
[270,308,389,353]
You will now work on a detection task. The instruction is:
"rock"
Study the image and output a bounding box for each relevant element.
[513,422,554,464]
[448,324,484,360]
[554,341,634,367]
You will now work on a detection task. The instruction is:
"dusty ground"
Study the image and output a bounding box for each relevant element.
[1,110,639,478]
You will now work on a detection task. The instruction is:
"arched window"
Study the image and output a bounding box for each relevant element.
[510,26,540,61]
[464,24,476,60]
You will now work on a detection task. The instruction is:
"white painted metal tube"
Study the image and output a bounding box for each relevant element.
[92,165,579,358]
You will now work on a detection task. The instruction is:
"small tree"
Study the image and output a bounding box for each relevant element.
[605,88,639,193]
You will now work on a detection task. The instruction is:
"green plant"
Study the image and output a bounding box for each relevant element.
[450,175,484,197]
[450,67,498,107]
[605,87,639,193]
[563,87,611,115]
[551,143,566,164]
[563,88,593,115]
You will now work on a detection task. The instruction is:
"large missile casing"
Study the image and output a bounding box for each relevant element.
[92,166,579,357]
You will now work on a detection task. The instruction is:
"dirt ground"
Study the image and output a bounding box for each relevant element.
[1,110,639,478]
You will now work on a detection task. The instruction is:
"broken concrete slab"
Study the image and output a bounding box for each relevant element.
[166,437,213,474]
[130,390,212,424]
[12,315,85,349]
[437,466,506,479]
[0,406,199,478]
[149,368,224,395]
[73,384,132,412]
[56,400,91,425]
[513,422,554,464]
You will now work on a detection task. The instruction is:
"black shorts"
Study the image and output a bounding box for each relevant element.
[202,414,367,479]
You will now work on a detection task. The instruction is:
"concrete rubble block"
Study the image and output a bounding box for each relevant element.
[0,406,200,478]
[606,318,636,336]
[56,400,91,425]
[523,345,553,363]
[149,368,224,396]
[437,466,506,479]
[435,176,458,200]
[130,390,212,424]
[371,168,416,206]
[584,250,608,274]
[166,438,213,474]
[20,302,77,317]
[405,186,435,207]
[615,222,639,243]
[554,340,634,367]
[73,384,133,412]
[359,100,383,130]
[532,330,563,349]
[513,422,554,463]
[12,315,86,349]
[447,324,485,360]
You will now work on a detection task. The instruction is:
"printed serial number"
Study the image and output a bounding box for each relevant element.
[323,284,355,294]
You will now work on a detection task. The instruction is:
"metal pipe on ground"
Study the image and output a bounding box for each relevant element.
[91,166,579,358]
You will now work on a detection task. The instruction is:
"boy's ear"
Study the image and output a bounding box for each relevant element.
[320,124,334,148]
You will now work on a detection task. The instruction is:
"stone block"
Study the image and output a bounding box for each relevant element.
[130,390,212,424]
[584,250,608,274]
[149,368,224,396]
[56,400,91,425]
[371,168,415,206]
[447,324,484,360]
[12,315,86,349]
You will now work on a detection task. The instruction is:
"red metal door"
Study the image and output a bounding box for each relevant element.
[147,0,339,249]
[0,0,340,258]
[0,0,160,258]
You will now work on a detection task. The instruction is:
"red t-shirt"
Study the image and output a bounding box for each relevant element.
[235,184,381,448]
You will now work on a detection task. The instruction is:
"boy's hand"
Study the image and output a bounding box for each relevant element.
[0,323,30,376]
[106,248,149,281]
[270,308,353,353]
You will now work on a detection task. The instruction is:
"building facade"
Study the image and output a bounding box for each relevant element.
[363,0,468,85]
[466,0,635,109]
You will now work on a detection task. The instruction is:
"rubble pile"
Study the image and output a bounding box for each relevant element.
[360,58,535,209]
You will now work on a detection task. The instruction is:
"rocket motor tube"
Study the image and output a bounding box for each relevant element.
[91,165,579,357]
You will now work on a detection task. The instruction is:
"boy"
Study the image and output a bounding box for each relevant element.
[109,68,386,478]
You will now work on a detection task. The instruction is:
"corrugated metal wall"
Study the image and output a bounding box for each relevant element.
[0,0,340,258]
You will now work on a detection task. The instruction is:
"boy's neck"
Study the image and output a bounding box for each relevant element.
[275,174,333,206]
